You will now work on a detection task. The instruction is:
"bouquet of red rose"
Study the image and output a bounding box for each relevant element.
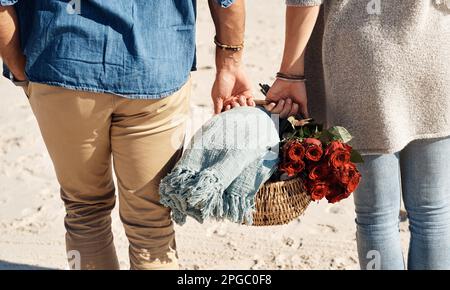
[251,84,364,226]
[276,117,364,203]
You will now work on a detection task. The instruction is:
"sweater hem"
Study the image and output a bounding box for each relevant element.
[358,131,450,155]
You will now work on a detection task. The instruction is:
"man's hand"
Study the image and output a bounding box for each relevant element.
[212,49,254,114]
[265,78,309,119]
[209,0,254,114]
[3,50,26,81]
[0,6,26,81]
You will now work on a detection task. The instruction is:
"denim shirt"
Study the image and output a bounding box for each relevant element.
[1,0,234,99]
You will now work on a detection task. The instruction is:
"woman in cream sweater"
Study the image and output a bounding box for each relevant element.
[266,0,450,269]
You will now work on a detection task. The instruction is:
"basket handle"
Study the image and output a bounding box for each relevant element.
[253,83,270,107]
[254,99,269,106]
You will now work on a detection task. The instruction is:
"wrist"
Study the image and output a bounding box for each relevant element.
[215,47,243,71]
[280,60,305,76]
[276,72,306,83]
[279,67,305,76]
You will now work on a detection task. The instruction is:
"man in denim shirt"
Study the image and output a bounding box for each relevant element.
[0,0,254,270]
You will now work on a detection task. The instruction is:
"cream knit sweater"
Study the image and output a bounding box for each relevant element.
[286,0,450,154]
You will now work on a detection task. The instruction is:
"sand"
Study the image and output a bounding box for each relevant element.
[0,0,410,270]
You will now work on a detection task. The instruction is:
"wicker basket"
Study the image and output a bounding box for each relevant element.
[252,178,311,226]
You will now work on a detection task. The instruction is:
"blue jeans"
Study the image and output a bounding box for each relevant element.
[354,137,450,270]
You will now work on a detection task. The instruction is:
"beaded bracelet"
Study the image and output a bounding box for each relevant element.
[214,36,244,52]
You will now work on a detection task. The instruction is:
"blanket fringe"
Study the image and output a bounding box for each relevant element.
[160,168,225,224]
[187,170,224,220]
[160,167,258,225]
[223,193,255,225]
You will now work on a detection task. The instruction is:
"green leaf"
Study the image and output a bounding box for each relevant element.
[298,127,304,138]
[319,130,333,143]
[350,150,364,163]
[282,130,296,140]
[303,127,311,137]
[328,126,353,143]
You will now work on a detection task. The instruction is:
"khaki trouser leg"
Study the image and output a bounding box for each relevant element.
[28,83,119,270]
[111,80,190,270]
[27,79,190,270]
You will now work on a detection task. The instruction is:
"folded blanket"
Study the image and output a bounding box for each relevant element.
[159,106,280,225]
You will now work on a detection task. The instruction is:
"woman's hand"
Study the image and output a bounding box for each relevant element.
[262,5,319,119]
[265,79,309,119]
[4,53,26,81]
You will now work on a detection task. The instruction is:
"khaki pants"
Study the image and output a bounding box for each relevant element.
[26,79,191,270]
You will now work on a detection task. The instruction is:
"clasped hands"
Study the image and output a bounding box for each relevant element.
[212,72,309,119]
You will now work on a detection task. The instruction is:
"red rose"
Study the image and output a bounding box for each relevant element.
[304,138,322,147]
[309,165,321,181]
[325,141,344,156]
[334,163,358,185]
[279,162,295,177]
[343,143,353,152]
[303,138,323,162]
[286,141,305,162]
[346,170,362,194]
[308,164,330,181]
[329,148,351,169]
[306,147,323,162]
[279,160,305,177]
[309,181,330,201]
[305,145,323,162]
[325,185,350,204]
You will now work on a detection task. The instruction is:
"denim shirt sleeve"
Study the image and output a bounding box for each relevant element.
[0,0,18,6]
[286,0,323,6]
[218,0,235,8]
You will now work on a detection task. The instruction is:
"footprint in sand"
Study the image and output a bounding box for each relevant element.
[325,204,345,215]
[273,253,289,269]
[251,255,266,270]
[3,136,25,152]
[38,188,56,201]
[226,241,238,251]
[330,257,347,269]
[290,255,305,269]
[283,237,295,247]
[9,206,46,233]
[317,224,338,233]
[205,223,228,238]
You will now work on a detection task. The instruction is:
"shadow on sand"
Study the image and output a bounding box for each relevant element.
[0,260,56,270]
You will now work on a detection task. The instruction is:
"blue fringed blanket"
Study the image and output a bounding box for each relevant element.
[159,107,280,225]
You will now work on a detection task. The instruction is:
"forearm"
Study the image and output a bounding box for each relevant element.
[208,0,245,71]
[0,6,26,80]
[280,6,320,75]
